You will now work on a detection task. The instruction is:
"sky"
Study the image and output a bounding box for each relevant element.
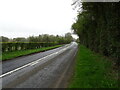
[0,0,78,39]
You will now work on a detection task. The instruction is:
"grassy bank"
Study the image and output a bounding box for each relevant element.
[69,45,118,88]
[1,45,63,61]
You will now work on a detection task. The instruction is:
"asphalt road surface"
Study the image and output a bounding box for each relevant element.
[1,42,78,88]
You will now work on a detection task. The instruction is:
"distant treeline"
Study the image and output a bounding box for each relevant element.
[72,1,120,65]
[1,33,74,52]
[0,33,73,44]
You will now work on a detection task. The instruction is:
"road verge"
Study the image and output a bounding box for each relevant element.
[69,45,118,88]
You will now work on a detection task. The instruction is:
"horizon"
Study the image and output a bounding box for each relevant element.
[0,33,78,39]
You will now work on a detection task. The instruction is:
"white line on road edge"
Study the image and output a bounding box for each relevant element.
[0,45,70,78]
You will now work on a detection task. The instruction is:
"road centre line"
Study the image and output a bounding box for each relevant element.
[30,61,39,66]
[0,45,70,78]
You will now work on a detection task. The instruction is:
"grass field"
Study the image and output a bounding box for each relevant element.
[1,45,63,61]
[69,45,118,88]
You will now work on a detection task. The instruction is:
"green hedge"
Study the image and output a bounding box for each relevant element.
[1,42,58,52]
[72,3,120,65]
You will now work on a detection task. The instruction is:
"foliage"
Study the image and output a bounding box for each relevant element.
[1,33,73,53]
[0,33,73,44]
[0,36,9,42]
[13,37,27,42]
[1,42,58,53]
[72,2,120,65]
[2,45,62,60]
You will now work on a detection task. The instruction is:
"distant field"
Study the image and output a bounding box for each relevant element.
[1,45,63,61]
[69,45,118,88]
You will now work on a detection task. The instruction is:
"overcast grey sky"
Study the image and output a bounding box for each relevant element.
[0,0,78,39]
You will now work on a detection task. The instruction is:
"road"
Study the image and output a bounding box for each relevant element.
[1,42,78,88]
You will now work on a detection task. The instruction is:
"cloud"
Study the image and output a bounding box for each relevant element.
[0,0,78,38]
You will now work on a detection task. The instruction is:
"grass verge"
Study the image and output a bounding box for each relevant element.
[69,45,118,88]
[1,45,63,61]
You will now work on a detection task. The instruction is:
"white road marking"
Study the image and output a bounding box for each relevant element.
[0,45,71,78]
[30,61,39,66]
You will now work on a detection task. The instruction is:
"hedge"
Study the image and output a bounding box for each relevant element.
[1,42,59,53]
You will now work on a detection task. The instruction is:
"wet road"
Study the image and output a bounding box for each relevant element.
[1,42,78,88]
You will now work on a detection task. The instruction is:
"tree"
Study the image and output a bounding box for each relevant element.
[72,1,120,64]
[65,33,73,43]
[13,37,27,42]
[0,36,9,42]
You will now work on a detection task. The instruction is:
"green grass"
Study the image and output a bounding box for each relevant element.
[69,45,118,88]
[1,45,63,61]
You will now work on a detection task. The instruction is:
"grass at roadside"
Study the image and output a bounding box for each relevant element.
[1,45,63,61]
[69,45,118,88]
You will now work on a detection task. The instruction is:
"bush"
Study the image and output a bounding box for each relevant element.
[1,42,58,53]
